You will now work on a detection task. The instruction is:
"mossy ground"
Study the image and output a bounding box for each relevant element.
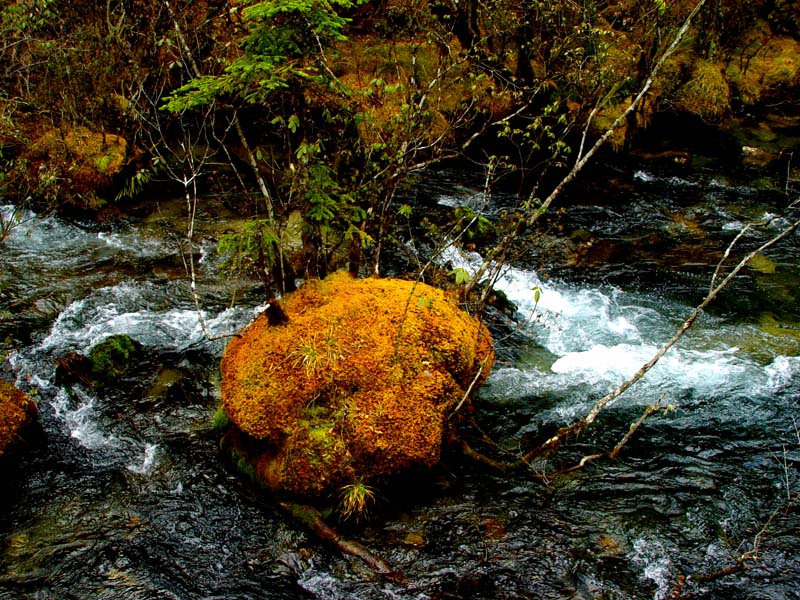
[220,272,494,498]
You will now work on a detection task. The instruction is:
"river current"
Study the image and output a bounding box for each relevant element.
[1,160,798,599]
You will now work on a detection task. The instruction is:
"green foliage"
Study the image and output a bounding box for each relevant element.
[217,219,280,282]
[305,163,351,224]
[241,0,356,44]
[288,114,300,133]
[164,0,359,111]
[293,142,367,254]
[115,159,161,202]
[495,97,575,171]
[1,0,56,34]
[338,478,376,521]
[450,267,471,286]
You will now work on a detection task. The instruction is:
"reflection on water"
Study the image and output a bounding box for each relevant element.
[1,162,799,600]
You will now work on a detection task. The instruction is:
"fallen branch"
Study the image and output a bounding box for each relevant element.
[556,400,671,475]
[279,502,403,582]
[520,214,800,465]
[448,433,519,473]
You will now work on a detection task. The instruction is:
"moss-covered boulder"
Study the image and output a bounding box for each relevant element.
[26,126,128,208]
[88,334,143,383]
[54,334,143,390]
[0,381,37,457]
[220,272,494,499]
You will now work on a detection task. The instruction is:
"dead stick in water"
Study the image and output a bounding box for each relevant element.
[280,502,403,582]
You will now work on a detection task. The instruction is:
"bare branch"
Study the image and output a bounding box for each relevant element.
[521,214,800,465]
[465,0,708,295]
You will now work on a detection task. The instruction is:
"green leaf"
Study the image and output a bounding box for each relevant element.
[450,267,471,286]
[417,296,433,309]
[217,218,279,279]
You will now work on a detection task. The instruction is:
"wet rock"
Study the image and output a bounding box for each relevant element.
[747,253,777,274]
[54,352,95,387]
[55,335,143,389]
[401,532,428,548]
[0,380,38,457]
[144,367,193,405]
[87,334,142,382]
[567,238,622,269]
[219,272,494,503]
[32,297,65,320]
[741,145,779,168]
[594,533,625,557]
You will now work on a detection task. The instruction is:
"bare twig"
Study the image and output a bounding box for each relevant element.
[465,0,708,295]
[450,349,494,416]
[520,214,800,465]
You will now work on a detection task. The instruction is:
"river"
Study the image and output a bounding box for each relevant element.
[1,156,798,599]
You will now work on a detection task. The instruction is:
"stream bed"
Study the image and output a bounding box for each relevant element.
[1,157,799,599]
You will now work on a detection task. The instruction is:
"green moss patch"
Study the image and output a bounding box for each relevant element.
[88,334,143,383]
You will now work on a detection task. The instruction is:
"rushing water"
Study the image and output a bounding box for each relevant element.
[1,160,799,599]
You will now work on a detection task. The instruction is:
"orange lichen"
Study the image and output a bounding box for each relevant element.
[0,381,37,457]
[220,272,494,497]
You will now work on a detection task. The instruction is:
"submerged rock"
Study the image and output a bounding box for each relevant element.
[219,272,494,499]
[0,381,37,457]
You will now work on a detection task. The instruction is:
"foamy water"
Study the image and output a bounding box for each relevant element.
[442,243,798,417]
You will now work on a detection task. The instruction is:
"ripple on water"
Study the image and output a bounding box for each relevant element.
[3,179,800,599]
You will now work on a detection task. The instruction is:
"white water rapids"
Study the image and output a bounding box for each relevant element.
[2,170,799,600]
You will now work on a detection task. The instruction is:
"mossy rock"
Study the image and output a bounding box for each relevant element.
[220,272,494,498]
[0,381,37,457]
[673,59,731,122]
[725,34,800,108]
[27,126,128,207]
[33,126,127,177]
[88,334,143,383]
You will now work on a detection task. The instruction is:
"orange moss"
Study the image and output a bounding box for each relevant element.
[220,272,494,497]
[27,126,128,205]
[0,381,37,457]
[334,35,511,148]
